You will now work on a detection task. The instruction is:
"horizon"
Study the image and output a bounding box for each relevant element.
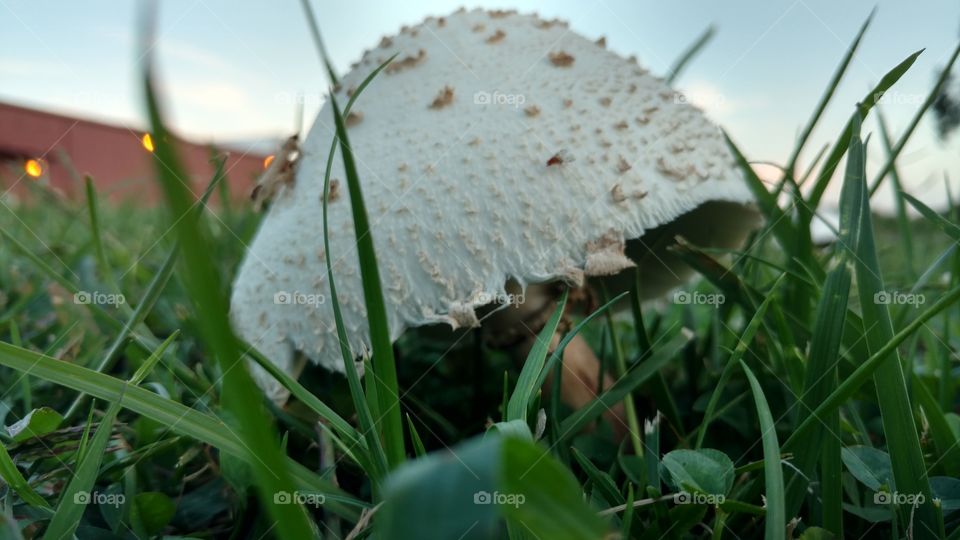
[2,0,958,212]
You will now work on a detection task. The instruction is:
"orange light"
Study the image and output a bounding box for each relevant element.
[142,133,155,152]
[24,159,43,178]
[263,155,274,169]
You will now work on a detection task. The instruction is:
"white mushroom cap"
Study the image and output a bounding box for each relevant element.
[231,8,758,400]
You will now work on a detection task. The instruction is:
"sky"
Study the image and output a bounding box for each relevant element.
[1,0,959,212]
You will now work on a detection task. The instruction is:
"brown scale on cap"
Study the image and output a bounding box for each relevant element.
[384,49,426,74]
[614,120,628,130]
[617,156,631,174]
[523,105,541,117]
[345,111,363,127]
[599,96,612,107]
[488,9,516,18]
[486,29,506,44]
[471,23,485,32]
[548,51,575,67]
[611,184,626,203]
[546,149,573,166]
[326,179,341,202]
[596,36,607,48]
[428,86,455,109]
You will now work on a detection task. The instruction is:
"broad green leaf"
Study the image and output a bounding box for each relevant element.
[6,407,63,443]
[660,449,734,498]
[841,446,894,492]
[130,492,176,536]
[378,432,607,540]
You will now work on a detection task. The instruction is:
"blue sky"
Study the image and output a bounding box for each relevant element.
[2,0,958,210]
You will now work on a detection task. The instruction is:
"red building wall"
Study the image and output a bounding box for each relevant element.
[0,102,266,204]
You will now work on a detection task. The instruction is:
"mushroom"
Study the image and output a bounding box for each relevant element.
[231,9,760,432]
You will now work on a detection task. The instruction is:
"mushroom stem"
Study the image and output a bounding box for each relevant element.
[517,332,627,441]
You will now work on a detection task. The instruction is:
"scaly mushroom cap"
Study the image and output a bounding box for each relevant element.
[231,8,758,400]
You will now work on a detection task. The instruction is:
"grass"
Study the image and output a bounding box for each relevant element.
[1,10,960,540]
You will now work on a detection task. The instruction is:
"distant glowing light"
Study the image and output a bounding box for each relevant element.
[24,159,43,178]
[263,155,275,169]
[142,133,155,152]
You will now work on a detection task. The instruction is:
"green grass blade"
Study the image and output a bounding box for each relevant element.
[902,192,960,240]
[600,284,643,456]
[831,112,937,536]
[330,93,405,469]
[315,58,399,483]
[724,132,795,251]
[912,376,960,476]
[558,332,689,445]
[84,176,121,296]
[740,362,784,540]
[0,341,362,517]
[533,291,626,393]
[244,345,363,451]
[868,41,960,196]
[46,333,175,539]
[298,0,338,85]
[696,282,779,448]
[785,10,873,174]
[64,242,178,420]
[405,414,427,458]
[784,282,960,449]
[666,25,715,84]
[508,289,568,423]
[630,271,683,434]
[784,112,867,527]
[44,395,123,540]
[806,49,923,211]
[570,448,624,506]
[0,440,50,510]
[142,37,314,536]
[876,110,915,277]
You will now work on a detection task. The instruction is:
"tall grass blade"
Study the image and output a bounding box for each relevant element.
[558,332,689,445]
[666,25,715,84]
[299,0,339,85]
[45,333,175,540]
[330,94,406,469]
[806,49,923,211]
[785,10,874,175]
[740,362,784,540]
[0,341,362,517]
[696,281,779,448]
[868,41,960,195]
[835,112,937,536]
[508,289,567,423]
[140,17,314,534]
